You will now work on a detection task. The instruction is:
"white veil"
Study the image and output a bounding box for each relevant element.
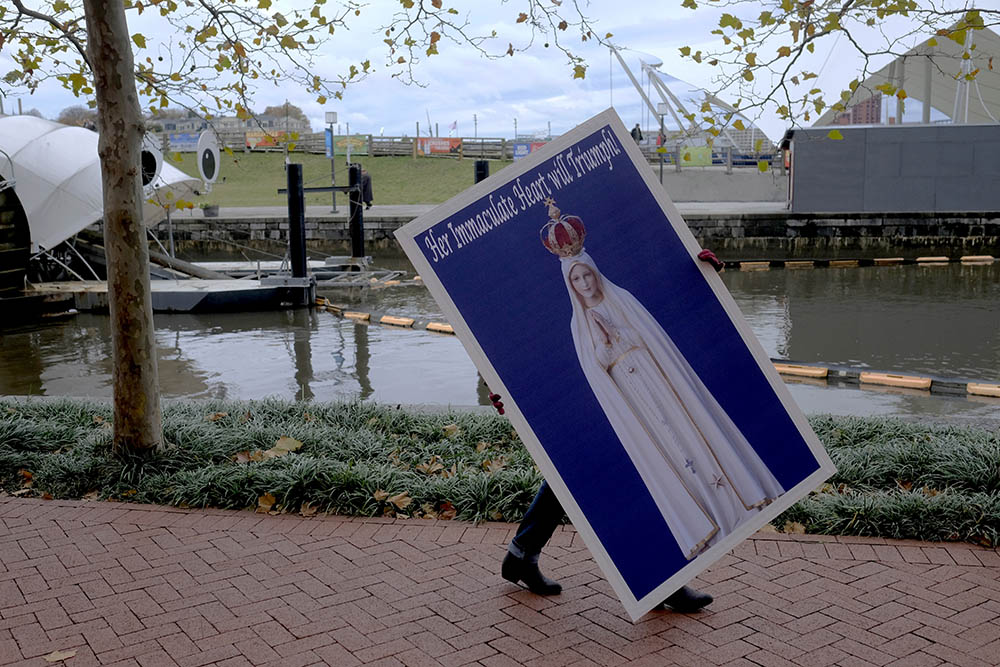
[560,251,783,558]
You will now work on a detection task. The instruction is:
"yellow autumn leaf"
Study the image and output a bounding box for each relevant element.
[132,33,146,49]
[205,411,228,422]
[256,493,276,513]
[757,160,770,172]
[373,489,389,502]
[827,129,844,140]
[733,119,746,131]
[442,424,460,437]
[272,436,303,453]
[388,492,412,509]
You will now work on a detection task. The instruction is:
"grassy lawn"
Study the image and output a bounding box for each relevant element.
[2,398,999,545]
[168,152,515,208]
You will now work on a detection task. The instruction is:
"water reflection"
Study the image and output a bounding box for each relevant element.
[723,263,1000,380]
[1,260,997,422]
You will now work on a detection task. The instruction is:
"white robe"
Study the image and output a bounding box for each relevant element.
[563,252,784,559]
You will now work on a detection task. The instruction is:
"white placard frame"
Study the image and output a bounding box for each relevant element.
[395,108,835,621]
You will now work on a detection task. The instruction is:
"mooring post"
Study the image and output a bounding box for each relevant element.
[286,163,308,279]
[474,159,489,183]
[348,163,365,259]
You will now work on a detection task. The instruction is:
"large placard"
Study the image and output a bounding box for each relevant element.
[395,109,835,620]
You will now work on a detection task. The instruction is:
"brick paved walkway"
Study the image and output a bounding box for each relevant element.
[2,498,999,667]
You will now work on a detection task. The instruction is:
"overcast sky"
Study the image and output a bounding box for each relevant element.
[0,0,959,142]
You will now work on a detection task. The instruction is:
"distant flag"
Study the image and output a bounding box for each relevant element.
[449,120,457,131]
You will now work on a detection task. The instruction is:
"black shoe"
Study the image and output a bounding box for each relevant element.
[501,552,562,595]
[659,586,713,613]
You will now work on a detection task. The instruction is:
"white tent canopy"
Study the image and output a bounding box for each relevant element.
[815,27,1000,126]
[0,115,199,252]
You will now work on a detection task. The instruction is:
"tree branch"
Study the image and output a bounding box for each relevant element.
[10,0,90,69]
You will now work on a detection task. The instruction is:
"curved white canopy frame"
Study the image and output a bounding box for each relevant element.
[0,115,199,252]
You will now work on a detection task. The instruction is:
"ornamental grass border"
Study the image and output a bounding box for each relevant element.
[1,399,998,546]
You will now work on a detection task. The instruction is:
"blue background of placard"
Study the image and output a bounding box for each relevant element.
[416,125,820,600]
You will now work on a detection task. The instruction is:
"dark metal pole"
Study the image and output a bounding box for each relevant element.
[286,163,308,278]
[348,163,364,259]
[474,159,489,183]
[329,124,337,213]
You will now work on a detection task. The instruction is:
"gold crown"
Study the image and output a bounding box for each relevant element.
[540,198,586,258]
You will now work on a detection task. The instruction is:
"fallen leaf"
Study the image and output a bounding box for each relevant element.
[367,416,379,426]
[490,511,504,521]
[303,412,314,422]
[475,441,488,453]
[19,470,33,488]
[92,415,105,425]
[205,411,228,422]
[299,501,318,517]
[272,436,303,453]
[896,480,913,492]
[42,493,53,500]
[43,649,77,662]
[783,521,806,534]
[438,502,457,520]
[388,491,412,510]
[420,502,438,519]
[482,457,507,474]
[758,523,779,534]
[373,489,389,502]
[416,455,445,475]
[82,491,99,500]
[257,493,276,513]
[442,423,460,437]
[5,407,17,414]
[240,410,253,423]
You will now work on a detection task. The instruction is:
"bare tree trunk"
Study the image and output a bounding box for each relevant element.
[83,0,163,452]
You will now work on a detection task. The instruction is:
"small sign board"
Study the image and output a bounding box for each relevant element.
[395,109,835,621]
[418,137,462,155]
[326,133,369,156]
[512,141,548,161]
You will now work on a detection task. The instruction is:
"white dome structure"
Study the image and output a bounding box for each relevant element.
[0,114,198,252]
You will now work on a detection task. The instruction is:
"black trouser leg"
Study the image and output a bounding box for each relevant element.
[510,481,564,559]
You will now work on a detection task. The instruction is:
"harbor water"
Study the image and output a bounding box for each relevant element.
[1,259,998,424]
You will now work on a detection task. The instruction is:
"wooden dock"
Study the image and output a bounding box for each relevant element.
[28,279,315,313]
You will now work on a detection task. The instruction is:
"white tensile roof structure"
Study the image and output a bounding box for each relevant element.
[0,114,199,253]
[814,26,1000,126]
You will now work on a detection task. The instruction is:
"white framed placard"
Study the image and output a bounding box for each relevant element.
[395,108,835,621]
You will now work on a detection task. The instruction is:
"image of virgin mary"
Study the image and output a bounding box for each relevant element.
[541,199,784,560]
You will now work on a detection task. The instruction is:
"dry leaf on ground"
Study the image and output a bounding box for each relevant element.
[373,489,389,502]
[415,455,445,475]
[438,502,457,520]
[256,493,276,513]
[388,492,412,510]
[783,521,807,534]
[299,501,318,517]
[42,649,77,662]
[758,523,779,534]
[475,441,489,453]
[442,424,460,437]
[205,412,228,422]
[482,457,507,474]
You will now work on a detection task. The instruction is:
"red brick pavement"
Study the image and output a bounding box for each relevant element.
[2,497,999,667]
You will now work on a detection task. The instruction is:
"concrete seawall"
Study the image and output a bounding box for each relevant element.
[128,203,1000,259]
